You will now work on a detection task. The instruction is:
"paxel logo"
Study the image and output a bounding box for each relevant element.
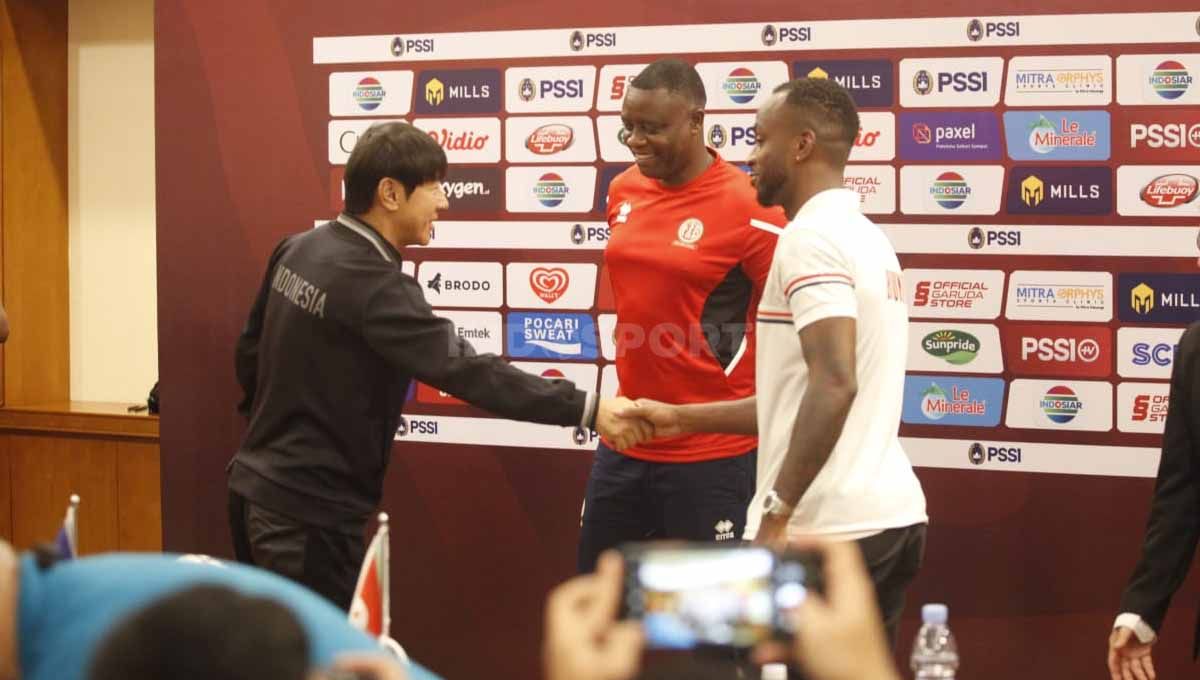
[1117,273,1200,323]
[898,112,1001,161]
[900,58,1004,107]
[1006,167,1112,215]
[1117,326,1185,379]
[901,375,1005,427]
[1002,323,1112,378]
[968,442,1022,465]
[413,69,501,114]
[506,312,599,360]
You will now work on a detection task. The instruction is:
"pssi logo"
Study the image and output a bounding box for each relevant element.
[570,30,616,51]
[391,36,434,57]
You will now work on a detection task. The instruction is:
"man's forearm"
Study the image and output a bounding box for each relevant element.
[677,397,757,435]
[774,381,855,507]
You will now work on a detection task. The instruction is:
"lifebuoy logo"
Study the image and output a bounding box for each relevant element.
[506,263,598,310]
[1002,323,1112,378]
[1117,165,1200,215]
[904,269,1006,320]
[505,117,597,163]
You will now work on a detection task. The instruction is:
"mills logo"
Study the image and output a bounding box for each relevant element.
[1041,385,1082,424]
[530,267,570,303]
[534,173,570,207]
[1140,173,1199,207]
[1021,174,1045,206]
[1150,60,1193,100]
[425,78,445,106]
[922,330,980,365]
[526,124,575,155]
[353,77,385,111]
[724,67,761,104]
[930,171,971,209]
[1131,282,1155,314]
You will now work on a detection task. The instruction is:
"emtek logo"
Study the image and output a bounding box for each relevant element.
[1132,283,1155,314]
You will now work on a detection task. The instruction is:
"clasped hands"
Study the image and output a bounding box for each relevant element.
[594,397,680,451]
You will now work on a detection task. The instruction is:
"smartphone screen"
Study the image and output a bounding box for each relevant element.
[620,543,820,650]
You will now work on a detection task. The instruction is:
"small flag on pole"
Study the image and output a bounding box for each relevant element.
[348,512,391,638]
[54,494,80,560]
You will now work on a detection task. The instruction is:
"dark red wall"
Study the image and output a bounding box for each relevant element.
[156,2,1200,678]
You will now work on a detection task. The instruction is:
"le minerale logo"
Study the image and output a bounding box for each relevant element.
[921,330,980,365]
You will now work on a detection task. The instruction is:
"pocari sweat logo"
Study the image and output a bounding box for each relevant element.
[506,312,599,360]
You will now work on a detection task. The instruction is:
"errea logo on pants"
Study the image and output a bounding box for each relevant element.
[714,519,736,541]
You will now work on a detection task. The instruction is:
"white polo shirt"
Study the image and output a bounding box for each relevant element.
[745,189,927,541]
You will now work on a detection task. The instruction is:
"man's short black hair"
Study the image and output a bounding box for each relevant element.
[772,78,861,149]
[89,585,311,680]
[630,58,707,108]
[344,121,447,214]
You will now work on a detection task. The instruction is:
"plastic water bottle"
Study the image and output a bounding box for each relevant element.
[910,603,959,679]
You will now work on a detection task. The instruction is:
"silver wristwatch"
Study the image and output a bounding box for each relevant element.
[762,489,795,518]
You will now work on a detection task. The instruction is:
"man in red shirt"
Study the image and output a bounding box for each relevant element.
[579,59,786,572]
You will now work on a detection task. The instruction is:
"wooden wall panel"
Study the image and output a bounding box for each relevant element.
[0,0,69,406]
[7,434,119,553]
[116,439,161,551]
[0,442,10,541]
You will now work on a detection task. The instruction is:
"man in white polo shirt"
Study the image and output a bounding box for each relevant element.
[620,77,927,645]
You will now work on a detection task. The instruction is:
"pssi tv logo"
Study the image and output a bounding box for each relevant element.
[966,18,1021,42]
[390,36,434,57]
[569,30,616,51]
[968,442,1022,465]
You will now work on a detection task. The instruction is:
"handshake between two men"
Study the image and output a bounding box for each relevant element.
[593,397,695,451]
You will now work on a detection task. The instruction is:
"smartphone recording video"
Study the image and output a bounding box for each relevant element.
[620,542,822,650]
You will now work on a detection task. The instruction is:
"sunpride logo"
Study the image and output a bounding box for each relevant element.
[922,330,980,365]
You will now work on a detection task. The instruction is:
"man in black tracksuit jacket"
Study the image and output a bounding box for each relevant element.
[227,122,644,608]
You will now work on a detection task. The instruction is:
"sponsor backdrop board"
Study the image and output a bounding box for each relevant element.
[158,4,1200,680]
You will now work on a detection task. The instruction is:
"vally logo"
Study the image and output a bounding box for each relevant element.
[530,267,570,303]
[1140,173,1199,208]
[922,330,981,365]
[1131,282,1155,314]
[930,171,971,209]
[535,173,569,207]
[969,442,985,465]
[967,19,984,42]
[761,24,778,46]
[724,67,761,104]
[913,70,934,95]
[425,78,444,106]
[1150,60,1192,100]
[968,226,984,249]
[708,124,728,148]
[1041,385,1082,423]
[390,37,404,58]
[518,78,536,102]
[526,124,575,155]
[353,77,385,111]
[569,30,584,52]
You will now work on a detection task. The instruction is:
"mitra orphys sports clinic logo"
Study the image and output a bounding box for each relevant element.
[353,77,385,111]
[530,267,570,303]
[921,330,980,365]
[724,68,762,104]
[1150,60,1193,100]
[929,171,971,209]
[1041,385,1082,424]
[535,173,569,207]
